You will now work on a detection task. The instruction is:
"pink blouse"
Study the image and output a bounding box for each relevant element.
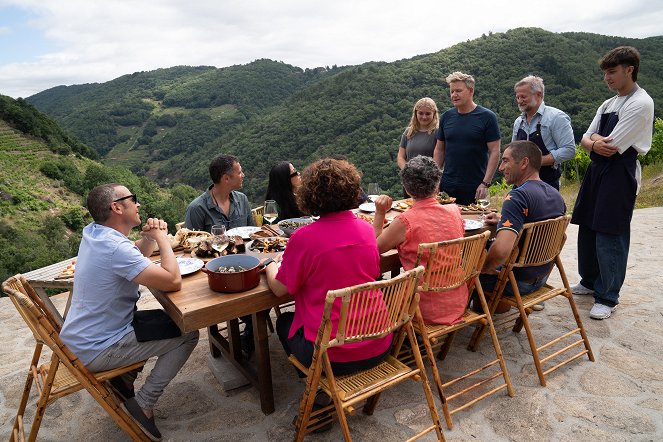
[276,211,392,362]
[396,198,467,325]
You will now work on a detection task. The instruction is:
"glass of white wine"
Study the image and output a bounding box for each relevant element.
[211,224,229,253]
[367,183,380,202]
[263,200,279,226]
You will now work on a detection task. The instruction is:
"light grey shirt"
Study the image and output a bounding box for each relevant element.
[185,185,255,233]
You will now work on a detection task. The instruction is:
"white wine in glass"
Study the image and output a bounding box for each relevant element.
[367,183,380,202]
[211,225,229,253]
[264,200,278,225]
[476,198,490,209]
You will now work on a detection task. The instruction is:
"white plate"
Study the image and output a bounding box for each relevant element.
[464,219,484,230]
[226,226,262,239]
[176,257,204,275]
[358,202,376,212]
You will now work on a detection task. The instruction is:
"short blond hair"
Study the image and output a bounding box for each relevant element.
[445,71,475,90]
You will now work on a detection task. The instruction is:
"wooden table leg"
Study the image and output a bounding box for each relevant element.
[208,324,222,358]
[253,309,274,414]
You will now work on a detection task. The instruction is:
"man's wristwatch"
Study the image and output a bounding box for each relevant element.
[481,181,490,187]
[262,258,276,268]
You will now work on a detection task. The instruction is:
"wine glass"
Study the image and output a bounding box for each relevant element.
[367,183,380,202]
[211,224,229,253]
[476,198,490,210]
[263,200,279,226]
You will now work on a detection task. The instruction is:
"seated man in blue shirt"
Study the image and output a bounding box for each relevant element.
[185,154,254,231]
[185,154,256,354]
[479,140,566,310]
[60,183,200,441]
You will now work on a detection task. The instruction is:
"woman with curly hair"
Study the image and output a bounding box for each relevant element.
[265,158,391,376]
[396,97,439,170]
[373,156,466,325]
[264,161,303,221]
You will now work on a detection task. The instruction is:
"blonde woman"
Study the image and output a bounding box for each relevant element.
[396,97,439,170]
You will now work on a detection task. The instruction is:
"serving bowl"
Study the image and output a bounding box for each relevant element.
[277,217,314,237]
[202,255,262,293]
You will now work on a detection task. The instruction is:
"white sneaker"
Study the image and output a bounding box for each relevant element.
[570,282,594,295]
[589,303,617,320]
[532,302,545,311]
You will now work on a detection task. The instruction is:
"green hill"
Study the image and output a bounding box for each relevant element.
[0,97,200,286]
[26,28,663,203]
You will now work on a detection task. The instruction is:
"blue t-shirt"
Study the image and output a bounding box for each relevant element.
[497,180,566,280]
[436,105,501,191]
[60,223,151,365]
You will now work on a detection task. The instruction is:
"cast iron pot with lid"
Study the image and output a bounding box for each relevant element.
[202,255,272,293]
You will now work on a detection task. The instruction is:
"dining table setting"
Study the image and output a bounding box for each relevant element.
[19,195,498,415]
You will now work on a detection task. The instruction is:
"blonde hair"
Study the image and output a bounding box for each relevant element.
[445,71,475,90]
[406,97,439,138]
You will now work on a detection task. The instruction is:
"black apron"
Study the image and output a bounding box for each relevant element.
[571,91,638,235]
[516,122,561,189]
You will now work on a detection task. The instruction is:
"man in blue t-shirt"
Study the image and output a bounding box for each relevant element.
[60,183,199,441]
[433,71,501,205]
[479,141,566,302]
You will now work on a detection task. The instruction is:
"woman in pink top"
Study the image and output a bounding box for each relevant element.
[265,158,391,375]
[373,156,467,325]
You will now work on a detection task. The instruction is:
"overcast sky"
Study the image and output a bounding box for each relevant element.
[1,0,662,99]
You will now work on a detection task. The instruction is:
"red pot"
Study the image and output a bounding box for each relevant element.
[202,255,262,293]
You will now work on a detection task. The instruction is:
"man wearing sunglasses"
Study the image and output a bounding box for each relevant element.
[60,183,199,441]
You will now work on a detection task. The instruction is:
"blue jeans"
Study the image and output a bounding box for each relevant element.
[479,273,548,298]
[577,225,630,308]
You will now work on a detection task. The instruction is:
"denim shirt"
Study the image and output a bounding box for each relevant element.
[185,185,255,232]
[511,102,575,167]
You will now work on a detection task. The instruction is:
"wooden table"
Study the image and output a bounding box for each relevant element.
[22,258,76,323]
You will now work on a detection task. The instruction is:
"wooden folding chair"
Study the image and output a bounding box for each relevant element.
[410,231,514,429]
[288,266,445,441]
[468,215,594,386]
[2,275,150,442]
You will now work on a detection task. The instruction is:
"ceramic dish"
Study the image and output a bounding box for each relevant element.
[464,219,484,231]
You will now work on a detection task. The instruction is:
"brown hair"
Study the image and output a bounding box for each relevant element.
[297,159,363,216]
[505,140,542,172]
[599,46,640,82]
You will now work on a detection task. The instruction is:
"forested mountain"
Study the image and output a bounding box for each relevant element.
[0,96,199,285]
[26,28,663,202]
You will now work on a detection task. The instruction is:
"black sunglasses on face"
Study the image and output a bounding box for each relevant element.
[113,194,138,204]
[290,170,300,178]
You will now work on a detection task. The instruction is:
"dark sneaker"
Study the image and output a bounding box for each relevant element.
[108,375,135,402]
[121,397,162,441]
[240,330,255,356]
[292,391,333,433]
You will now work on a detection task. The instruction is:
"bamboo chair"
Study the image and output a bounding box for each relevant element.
[467,215,594,386]
[251,205,264,226]
[410,231,514,429]
[288,266,445,441]
[2,275,150,442]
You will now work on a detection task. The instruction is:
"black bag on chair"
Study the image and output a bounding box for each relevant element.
[132,309,182,342]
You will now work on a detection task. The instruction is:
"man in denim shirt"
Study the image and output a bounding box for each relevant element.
[512,75,576,190]
[184,154,256,353]
[185,154,255,232]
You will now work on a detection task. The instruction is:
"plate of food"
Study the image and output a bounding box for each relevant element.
[356,213,389,227]
[464,219,484,231]
[247,237,288,253]
[225,226,262,239]
[55,259,76,279]
[391,199,413,212]
[163,257,204,276]
[277,217,315,237]
[358,202,376,213]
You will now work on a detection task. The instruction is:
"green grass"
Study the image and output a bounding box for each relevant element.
[487,162,662,214]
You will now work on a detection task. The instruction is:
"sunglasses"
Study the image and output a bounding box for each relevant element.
[290,170,300,178]
[112,194,138,205]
